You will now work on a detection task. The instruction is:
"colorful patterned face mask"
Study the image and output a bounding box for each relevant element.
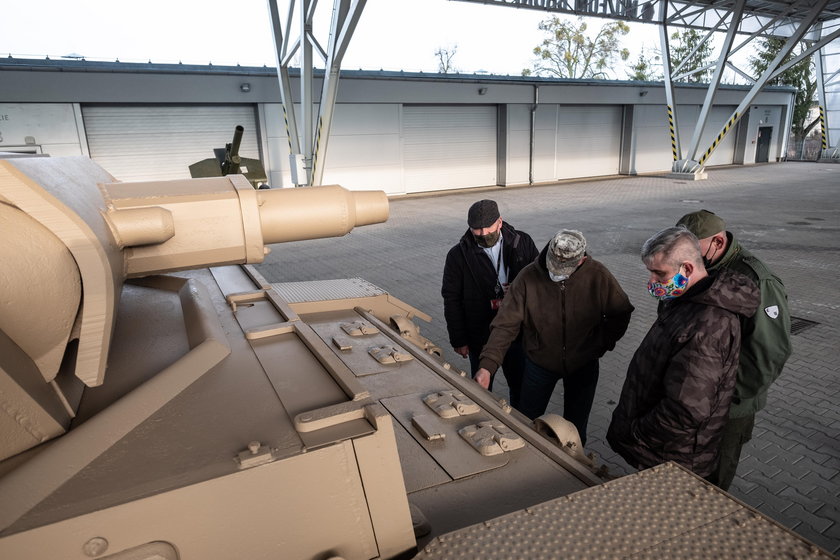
[648,269,689,300]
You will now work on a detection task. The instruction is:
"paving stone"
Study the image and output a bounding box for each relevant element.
[787,523,840,558]
[785,504,836,534]
[792,456,840,482]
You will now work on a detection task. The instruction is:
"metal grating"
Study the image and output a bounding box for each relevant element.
[790,316,819,335]
[415,462,836,560]
[270,277,386,303]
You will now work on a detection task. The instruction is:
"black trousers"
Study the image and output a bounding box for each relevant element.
[518,357,600,446]
[706,414,755,491]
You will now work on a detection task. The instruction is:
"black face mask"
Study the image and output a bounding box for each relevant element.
[473,230,501,248]
[702,242,719,268]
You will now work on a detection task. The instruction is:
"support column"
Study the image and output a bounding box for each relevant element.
[267,0,367,187]
[671,0,746,178]
[814,36,840,160]
[659,1,682,166]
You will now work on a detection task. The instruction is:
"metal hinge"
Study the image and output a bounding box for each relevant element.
[459,421,525,456]
[423,391,480,418]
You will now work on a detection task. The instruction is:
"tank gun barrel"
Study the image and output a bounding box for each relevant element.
[104,175,389,276]
[220,125,244,175]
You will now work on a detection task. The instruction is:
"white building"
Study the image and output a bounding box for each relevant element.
[0,58,795,195]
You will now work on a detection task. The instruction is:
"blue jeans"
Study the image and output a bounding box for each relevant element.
[519,357,599,445]
[469,339,526,410]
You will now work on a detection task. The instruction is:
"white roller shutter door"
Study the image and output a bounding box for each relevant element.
[402,105,497,193]
[82,105,259,182]
[554,106,622,179]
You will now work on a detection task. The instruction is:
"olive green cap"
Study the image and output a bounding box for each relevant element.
[676,209,726,240]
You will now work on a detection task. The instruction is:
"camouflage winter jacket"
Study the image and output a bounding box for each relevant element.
[606,268,759,477]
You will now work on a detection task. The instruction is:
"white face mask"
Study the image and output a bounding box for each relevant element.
[549,272,569,282]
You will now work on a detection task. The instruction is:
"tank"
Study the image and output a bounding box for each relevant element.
[0,155,834,560]
[188,125,268,189]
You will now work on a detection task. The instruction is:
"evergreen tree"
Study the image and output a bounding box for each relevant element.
[626,49,661,81]
[669,29,713,83]
[750,37,817,159]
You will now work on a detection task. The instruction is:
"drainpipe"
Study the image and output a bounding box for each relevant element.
[529,85,539,185]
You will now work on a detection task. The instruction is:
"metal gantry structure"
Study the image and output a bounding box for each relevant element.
[267,0,367,187]
[268,0,840,185]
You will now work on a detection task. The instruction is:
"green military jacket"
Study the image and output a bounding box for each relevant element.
[709,233,792,417]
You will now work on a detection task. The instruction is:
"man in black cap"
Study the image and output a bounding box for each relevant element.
[441,199,538,408]
[676,209,792,490]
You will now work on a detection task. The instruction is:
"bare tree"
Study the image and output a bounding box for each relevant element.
[435,45,458,74]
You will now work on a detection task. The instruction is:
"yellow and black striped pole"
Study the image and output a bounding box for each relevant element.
[820,106,827,151]
[667,105,678,161]
[698,112,739,166]
[312,116,324,184]
[282,105,293,152]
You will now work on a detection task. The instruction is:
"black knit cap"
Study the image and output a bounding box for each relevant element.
[467,199,500,229]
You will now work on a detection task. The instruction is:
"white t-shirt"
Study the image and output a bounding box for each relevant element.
[482,233,508,287]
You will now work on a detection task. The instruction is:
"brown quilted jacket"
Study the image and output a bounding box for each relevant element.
[607,268,759,477]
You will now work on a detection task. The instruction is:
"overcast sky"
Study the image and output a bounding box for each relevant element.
[1,0,662,77]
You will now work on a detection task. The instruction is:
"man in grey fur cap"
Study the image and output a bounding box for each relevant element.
[475,229,633,445]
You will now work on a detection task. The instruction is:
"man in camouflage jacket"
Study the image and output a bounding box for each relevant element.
[677,210,792,489]
[607,227,759,477]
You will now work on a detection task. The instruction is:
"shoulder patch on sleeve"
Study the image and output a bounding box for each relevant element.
[764,305,780,319]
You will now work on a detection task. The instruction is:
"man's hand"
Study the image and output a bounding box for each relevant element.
[454,345,469,358]
[474,368,491,389]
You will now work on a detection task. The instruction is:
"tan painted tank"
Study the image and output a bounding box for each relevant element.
[0,155,834,560]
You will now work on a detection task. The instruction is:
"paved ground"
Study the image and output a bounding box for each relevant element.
[256,162,840,555]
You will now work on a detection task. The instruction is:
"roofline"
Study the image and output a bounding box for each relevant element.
[0,56,797,92]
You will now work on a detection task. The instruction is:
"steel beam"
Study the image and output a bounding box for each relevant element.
[267,0,367,186]
[814,33,831,154]
[681,0,746,168]
[660,2,682,162]
[312,0,367,186]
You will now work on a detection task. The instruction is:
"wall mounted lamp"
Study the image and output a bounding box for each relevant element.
[478,87,488,95]
[639,90,648,97]
[240,83,251,93]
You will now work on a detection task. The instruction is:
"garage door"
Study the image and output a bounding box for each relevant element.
[555,106,622,179]
[82,105,260,182]
[402,105,497,193]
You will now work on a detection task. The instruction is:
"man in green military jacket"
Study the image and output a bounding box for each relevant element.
[677,210,792,490]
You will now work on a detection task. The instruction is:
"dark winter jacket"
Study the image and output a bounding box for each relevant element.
[607,268,760,477]
[708,233,792,418]
[442,222,539,350]
[478,243,634,375]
